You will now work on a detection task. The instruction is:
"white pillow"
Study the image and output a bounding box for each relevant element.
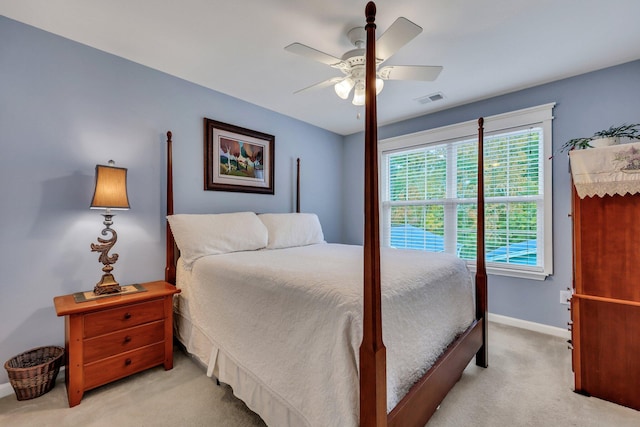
[167,212,268,269]
[258,213,325,249]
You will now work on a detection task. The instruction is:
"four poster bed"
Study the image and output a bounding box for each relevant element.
[164,3,487,426]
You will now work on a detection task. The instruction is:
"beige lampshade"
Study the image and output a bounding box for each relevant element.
[90,163,130,209]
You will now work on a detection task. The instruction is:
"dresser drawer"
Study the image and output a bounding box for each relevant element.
[83,320,165,364]
[83,342,165,390]
[84,299,164,338]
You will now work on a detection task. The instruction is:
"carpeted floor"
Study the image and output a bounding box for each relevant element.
[1,322,638,426]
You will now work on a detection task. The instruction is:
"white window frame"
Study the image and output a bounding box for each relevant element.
[379,103,555,280]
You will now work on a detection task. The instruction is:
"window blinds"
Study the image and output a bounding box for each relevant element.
[385,127,543,268]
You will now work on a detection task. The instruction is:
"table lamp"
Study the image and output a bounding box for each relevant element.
[90,160,130,295]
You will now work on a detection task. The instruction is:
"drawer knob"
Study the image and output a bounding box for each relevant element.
[123,336,132,344]
[125,358,132,366]
[123,312,132,320]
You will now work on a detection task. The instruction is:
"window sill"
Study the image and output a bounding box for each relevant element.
[467,263,550,281]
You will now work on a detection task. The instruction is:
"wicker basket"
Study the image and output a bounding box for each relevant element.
[4,346,64,401]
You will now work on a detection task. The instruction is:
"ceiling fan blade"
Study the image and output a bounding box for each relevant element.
[376,17,423,62]
[378,65,443,81]
[285,43,344,66]
[294,76,345,94]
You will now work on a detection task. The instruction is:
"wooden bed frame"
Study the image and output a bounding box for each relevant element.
[164,3,487,426]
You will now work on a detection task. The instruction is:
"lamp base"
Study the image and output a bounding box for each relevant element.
[94,274,122,295]
[91,223,122,296]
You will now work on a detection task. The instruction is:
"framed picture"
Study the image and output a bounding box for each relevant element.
[204,118,275,194]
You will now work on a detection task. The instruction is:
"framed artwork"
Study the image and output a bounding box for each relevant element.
[204,118,275,194]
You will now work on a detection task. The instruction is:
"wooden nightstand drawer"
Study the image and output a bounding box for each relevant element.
[83,320,165,364]
[83,342,165,390]
[84,299,164,338]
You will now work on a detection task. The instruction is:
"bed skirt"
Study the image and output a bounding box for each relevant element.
[174,311,310,427]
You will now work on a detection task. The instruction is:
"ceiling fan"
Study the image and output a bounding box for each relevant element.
[285,17,443,106]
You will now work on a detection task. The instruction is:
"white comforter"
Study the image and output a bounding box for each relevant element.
[178,243,474,427]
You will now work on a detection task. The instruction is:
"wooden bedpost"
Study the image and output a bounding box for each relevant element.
[475,118,488,367]
[360,2,387,426]
[165,131,176,285]
[296,158,301,213]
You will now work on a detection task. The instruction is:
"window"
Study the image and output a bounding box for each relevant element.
[380,103,554,280]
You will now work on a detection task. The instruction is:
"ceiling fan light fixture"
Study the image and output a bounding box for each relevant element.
[376,78,384,95]
[349,78,383,105]
[352,81,365,106]
[334,78,355,100]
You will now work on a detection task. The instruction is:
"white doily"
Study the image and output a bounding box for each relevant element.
[569,142,640,198]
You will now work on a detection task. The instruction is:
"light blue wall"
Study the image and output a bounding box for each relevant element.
[0,17,342,384]
[343,59,640,329]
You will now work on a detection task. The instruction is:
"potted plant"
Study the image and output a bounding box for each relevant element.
[559,123,640,153]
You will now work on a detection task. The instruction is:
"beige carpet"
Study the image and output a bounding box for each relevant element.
[1,322,638,426]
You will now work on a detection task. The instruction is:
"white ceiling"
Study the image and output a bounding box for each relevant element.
[2,0,640,135]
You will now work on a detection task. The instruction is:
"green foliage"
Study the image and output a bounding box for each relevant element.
[559,123,640,154]
[594,123,640,139]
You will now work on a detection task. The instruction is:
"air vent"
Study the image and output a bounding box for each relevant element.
[415,92,445,104]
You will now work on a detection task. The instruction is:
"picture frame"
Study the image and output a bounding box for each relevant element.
[204,118,275,194]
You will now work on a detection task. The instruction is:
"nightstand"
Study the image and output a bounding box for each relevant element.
[53,280,180,407]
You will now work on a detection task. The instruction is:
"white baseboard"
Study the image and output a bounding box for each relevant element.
[0,367,65,399]
[0,382,13,399]
[489,313,570,339]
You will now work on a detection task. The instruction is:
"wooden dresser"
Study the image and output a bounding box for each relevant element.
[570,188,640,410]
[54,281,180,407]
